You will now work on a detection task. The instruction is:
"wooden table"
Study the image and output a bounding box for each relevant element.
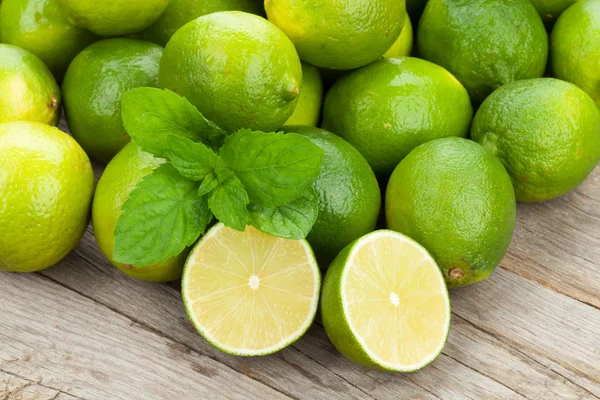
[1,123,599,399]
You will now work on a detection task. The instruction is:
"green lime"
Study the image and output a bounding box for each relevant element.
[0,121,95,272]
[265,0,407,70]
[418,0,548,104]
[159,11,301,133]
[471,78,600,203]
[142,0,264,46]
[0,0,97,79]
[92,142,187,282]
[280,126,381,265]
[58,0,171,36]
[384,15,413,58]
[406,0,428,20]
[62,38,163,163]
[551,0,600,107]
[386,137,516,288]
[531,0,578,25]
[283,63,323,127]
[322,57,472,177]
[182,223,320,355]
[321,230,450,371]
[0,44,60,125]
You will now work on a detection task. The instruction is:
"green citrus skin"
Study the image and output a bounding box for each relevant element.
[384,15,413,58]
[62,38,163,164]
[551,0,600,107]
[142,0,265,46]
[471,78,600,203]
[92,142,188,282]
[0,0,97,79]
[265,0,407,70]
[0,122,95,273]
[280,126,381,266]
[284,63,323,127]
[159,11,302,133]
[58,0,171,37]
[386,137,517,288]
[531,0,578,25]
[322,57,472,177]
[418,0,548,104]
[0,44,61,126]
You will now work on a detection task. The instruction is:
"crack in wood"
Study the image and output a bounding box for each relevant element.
[0,368,83,400]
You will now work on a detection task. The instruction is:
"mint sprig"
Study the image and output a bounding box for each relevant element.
[116,88,324,267]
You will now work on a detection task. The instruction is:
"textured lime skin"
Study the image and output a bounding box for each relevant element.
[280,126,381,265]
[0,44,60,125]
[284,63,323,127]
[386,138,517,288]
[62,39,162,163]
[531,0,578,24]
[418,0,548,104]
[405,0,428,19]
[92,142,188,282]
[265,0,407,70]
[58,0,171,36]
[551,0,600,107]
[142,0,264,46]
[159,12,302,133]
[0,0,97,79]
[471,78,600,203]
[0,122,95,272]
[322,57,472,177]
[384,15,413,58]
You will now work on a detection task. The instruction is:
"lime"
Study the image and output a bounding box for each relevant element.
[418,0,548,104]
[280,126,381,265]
[471,78,600,203]
[92,142,187,282]
[531,0,577,25]
[182,223,320,355]
[265,0,407,70]
[321,230,450,371]
[322,57,472,177]
[58,0,171,36]
[386,138,516,288]
[0,121,95,272]
[283,63,323,127]
[142,0,265,46]
[62,38,163,163]
[159,11,301,133]
[384,15,413,58]
[0,0,97,79]
[551,0,600,107]
[0,44,61,126]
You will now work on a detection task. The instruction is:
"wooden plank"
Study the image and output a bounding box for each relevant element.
[0,370,79,400]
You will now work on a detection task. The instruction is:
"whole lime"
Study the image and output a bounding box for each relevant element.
[418,0,548,104]
[92,142,188,282]
[531,0,578,25]
[62,38,163,163]
[551,0,600,107]
[58,0,171,36]
[265,0,407,70]
[322,57,472,177]
[386,137,516,288]
[0,121,95,272]
[0,44,61,125]
[471,78,600,203]
[384,15,413,58]
[142,0,264,46]
[159,11,302,133]
[284,63,323,127]
[281,126,381,266]
[0,0,97,79]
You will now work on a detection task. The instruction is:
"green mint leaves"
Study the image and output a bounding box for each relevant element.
[115,88,324,267]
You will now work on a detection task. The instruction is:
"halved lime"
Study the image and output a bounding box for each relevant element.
[321,230,451,371]
[182,223,321,356]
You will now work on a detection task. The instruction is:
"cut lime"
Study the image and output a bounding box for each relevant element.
[182,223,321,356]
[321,230,450,371]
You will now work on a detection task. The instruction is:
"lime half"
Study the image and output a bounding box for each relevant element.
[182,223,321,356]
[321,230,450,371]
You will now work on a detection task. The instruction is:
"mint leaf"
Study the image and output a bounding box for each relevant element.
[121,88,226,157]
[208,175,249,231]
[248,188,319,239]
[198,172,218,196]
[167,135,220,181]
[113,163,211,266]
[220,130,324,207]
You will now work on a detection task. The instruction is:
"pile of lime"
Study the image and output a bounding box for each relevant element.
[1,0,599,374]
